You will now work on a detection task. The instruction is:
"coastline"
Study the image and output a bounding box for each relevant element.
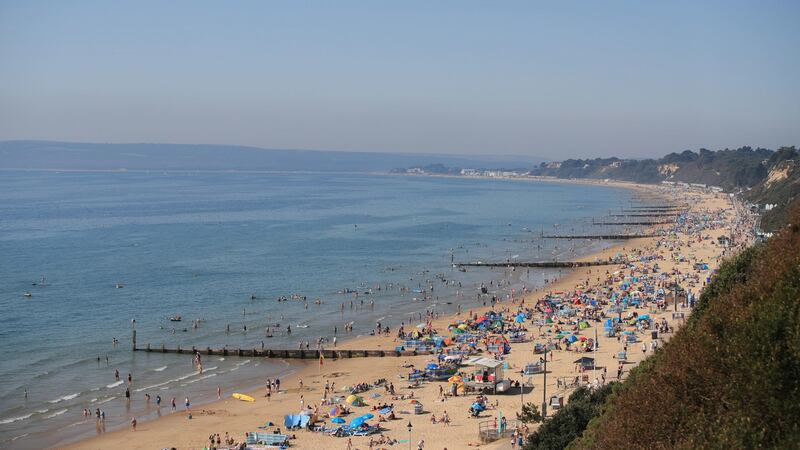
[63,179,698,450]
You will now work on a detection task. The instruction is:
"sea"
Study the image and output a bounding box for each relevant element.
[0,171,638,448]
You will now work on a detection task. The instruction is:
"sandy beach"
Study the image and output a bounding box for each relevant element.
[63,182,747,450]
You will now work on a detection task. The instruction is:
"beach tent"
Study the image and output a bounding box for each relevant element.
[331,417,345,424]
[283,414,310,429]
[345,395,364,406]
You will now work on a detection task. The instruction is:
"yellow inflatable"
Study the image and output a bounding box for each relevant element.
[232,393,255,402]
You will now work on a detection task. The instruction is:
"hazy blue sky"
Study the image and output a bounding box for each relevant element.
[1,1,798,158]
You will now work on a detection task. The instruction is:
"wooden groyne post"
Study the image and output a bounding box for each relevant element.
[456,260,621,268]
[132,346,435,359]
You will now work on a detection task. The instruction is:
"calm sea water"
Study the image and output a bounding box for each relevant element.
[0,171,635,448]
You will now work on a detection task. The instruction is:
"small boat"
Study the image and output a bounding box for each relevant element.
[169,316,182,322]
[115,283,124,289]
[295,324,309,328]
[23,292,32,298]
[250,294,257,300]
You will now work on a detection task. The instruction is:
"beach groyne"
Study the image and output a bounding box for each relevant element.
[132,345,434,359]
[541,234,659,239]
[592,220,673,225]
[456,260,621,268]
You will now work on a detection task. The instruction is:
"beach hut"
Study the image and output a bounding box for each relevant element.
[573,356,596,370]
[464,357,511,394]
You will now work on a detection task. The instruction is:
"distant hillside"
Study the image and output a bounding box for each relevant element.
[394,146,800,231]
[745,147,800,231]
[553,203,800,449]
[0,140,543,173]
[526,146,775,190]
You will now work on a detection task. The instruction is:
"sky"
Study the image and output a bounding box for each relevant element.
[0,1,798,159]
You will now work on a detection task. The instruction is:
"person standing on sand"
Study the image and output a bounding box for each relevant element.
[217,385,221,399]
[171,397,176,411]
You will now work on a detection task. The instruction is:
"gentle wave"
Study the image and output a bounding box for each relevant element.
[10,433,29,441]
[184,373,217,384]
[106,380,124,388]
[153,365,168,372]
[0,413,32,425]
[48,392,79,404]
[44,408,68,419]
[135,371,197,393]
[95,396,115,405]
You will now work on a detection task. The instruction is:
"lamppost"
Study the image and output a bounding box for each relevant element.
[407,421,413,450]
[541,348,547,417]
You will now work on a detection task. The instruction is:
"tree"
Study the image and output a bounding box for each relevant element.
[517,402,544,424]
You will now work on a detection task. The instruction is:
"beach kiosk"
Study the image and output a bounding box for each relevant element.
[464,356,511,394]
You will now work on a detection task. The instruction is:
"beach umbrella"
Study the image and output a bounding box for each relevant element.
[331,417,345,424]
[361,413,375,420]
[350,417,366,428]
[448,375,463,383]
[409,399,419,404]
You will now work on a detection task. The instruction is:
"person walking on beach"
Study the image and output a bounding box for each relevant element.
[130,417,137,431]
[156,395,161,407]
[216,385,221,399]
[185,396,191,411]
[171,397,176,411]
